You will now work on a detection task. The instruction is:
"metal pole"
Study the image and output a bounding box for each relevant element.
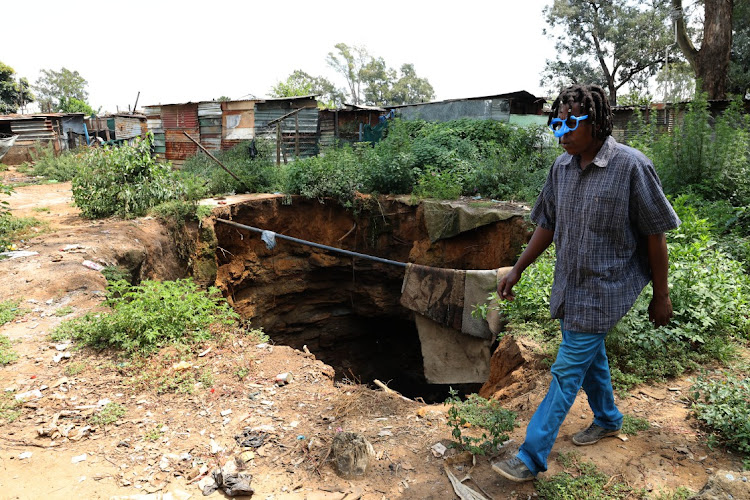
[215,218,407,268]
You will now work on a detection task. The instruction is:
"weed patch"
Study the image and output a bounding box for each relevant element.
[51,278,239,354]
[535,451,641,499]
[0,334,18,365]
[90,402,126,426]
[0,392,21,423]
[621,414,650,436]
[0,300,24,326]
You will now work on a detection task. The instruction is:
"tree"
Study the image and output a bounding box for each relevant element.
[541,0,672,105]
[216,96,231,102]
[388,63,435,105]
[0,62,34,114]
[672,0,734,99]
[59,97,98,116]
[326,43,371,105]
[34,67,89,113]
[269,70,345,108]
[728,0,750,97]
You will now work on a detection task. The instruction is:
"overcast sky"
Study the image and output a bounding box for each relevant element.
[4,1,557,114]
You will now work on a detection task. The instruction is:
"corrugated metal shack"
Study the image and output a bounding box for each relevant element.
[145,95,320,166]
[253,95,319,160]
[386,90,546,124]
[0,113,86,164]
[319,104,384,147]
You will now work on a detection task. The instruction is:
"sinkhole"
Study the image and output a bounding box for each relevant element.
[208,194,530,402]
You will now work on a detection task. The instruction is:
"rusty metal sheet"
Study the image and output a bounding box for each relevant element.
[165,141,198,160]
[222,100,256,111]
[161,104,198,129]
[114,116,145,140]
[166,128,200,143]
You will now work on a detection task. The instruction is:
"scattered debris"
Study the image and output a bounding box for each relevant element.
[332,432,375,479]
[275,372,293,385]
[431,442,447,457]
[81,260,104,271]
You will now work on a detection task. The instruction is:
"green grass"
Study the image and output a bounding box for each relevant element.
[0,300,24,326]
[0,393,21,423]
[54,306,74,317]
[89,402,126,426]
[535,451,642,499]
[0,334,18,365]
[621,414,651,436]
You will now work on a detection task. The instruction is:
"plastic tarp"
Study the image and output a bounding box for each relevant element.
[0,135,18,161]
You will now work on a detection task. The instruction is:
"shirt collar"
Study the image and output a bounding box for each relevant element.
[559,135,617,168]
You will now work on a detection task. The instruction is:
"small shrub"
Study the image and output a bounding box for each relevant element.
[445,389,516,455]
[72,134,184,218]
[51,278,239,354]
[180,138,278,196]
[101,265,132,284]
[90,402,126,426]
[28,143,82,181]
[54,306,74,317]
[691,372,750,454]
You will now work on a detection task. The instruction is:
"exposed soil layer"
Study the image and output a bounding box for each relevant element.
[209,194,530,397]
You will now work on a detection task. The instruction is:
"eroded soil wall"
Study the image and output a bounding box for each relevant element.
[208,195,531,395]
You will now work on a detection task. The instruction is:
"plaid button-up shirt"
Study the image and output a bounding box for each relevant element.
[531,136,681,333]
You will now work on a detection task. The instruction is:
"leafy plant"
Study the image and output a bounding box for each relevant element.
[691,372,750,455]
[51,278,239,354]
[54,306,74,317]
[90,402,126,426]
[445,389,516,455]
[72,134,184,218]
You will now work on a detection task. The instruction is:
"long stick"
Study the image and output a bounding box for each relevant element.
[182,132,247,189]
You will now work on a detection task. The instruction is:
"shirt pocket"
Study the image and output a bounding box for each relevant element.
[589,195,624,234]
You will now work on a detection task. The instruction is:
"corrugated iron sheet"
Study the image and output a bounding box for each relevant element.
[198,102,222,117]
[114,116,145,140]
[253,107,318,134]
[10,118,56,141]
[161,104,198,128]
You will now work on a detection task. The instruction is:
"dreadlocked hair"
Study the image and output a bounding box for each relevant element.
[549,84,612,141]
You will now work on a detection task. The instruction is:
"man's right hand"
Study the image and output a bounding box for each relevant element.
[497,269,522,301]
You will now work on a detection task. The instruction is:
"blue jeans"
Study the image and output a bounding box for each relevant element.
[516,327,623,476]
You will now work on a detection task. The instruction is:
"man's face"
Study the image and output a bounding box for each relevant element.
[556,102,596,156]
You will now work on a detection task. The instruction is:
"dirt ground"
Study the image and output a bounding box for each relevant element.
[0,167,745,500]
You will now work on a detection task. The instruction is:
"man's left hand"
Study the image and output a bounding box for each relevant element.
[648,294,673,328]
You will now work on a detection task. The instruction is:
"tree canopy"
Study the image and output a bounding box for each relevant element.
[325,43,434,107]
[269,70,345,108]
[0,62,34,114]
[541,0,672,105]
[34,67,90,113]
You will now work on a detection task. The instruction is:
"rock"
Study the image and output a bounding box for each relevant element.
[479,335,544,401]
[332,432,374,479]
[690,469,750,500]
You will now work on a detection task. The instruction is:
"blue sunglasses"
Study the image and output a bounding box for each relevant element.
[549,114,589,138]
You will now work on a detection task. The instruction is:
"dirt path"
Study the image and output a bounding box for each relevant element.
[0,171,744,499]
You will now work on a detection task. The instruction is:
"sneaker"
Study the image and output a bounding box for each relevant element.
[492,456,535,482]
[572,423,621,446]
